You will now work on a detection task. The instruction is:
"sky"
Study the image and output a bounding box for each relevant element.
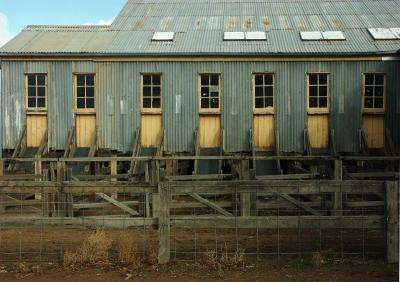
[0,0,127,46]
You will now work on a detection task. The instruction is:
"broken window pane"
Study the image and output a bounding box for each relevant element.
[210,75,219,86]
[211,98,219,108]
[265,97,273,108]
[201,87,209,97]
[201,98,209,108]
[210,91,219,97]
[143,98,151,108]
[309,97,318,108]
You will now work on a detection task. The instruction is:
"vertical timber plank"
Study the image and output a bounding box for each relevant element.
[158,183,170,264]
[35,160,43,200]
[333,160,343,216]
[240,160,251,216]
[386,181,399,263]
[0,161,4,213]
[111,158,118,199]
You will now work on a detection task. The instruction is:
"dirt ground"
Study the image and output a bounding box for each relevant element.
[0,260,398,282]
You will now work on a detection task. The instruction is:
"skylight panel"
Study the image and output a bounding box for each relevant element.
[322,31,345,40]
[389,28,400,39]
[152,32,175,41]
[300,31,323,41]
[224,32,245,41]
[368,28,396,40]
[245,32,267,40]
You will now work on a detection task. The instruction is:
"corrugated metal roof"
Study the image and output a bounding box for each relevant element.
[1,0,400,56]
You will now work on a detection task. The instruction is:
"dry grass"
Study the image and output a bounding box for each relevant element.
[115,235,141,268]
[63,229,112,269]
[311,251,327,267]
[203,243,246,271]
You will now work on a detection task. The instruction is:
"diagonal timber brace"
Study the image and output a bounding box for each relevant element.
[278,193,321,216]
[96,193,139,216]
[188,193,232,217]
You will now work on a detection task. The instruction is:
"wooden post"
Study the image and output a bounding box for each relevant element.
[0,160,5,211]
[386,181,399,263]
[56,161,67,217]
[158,184,170,264]
[34,159,43,200]
[111,158,118,199]
[333,160,343,216]
[240,160,251,216]
[0,160,4,177]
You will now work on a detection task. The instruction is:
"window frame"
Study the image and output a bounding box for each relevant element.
[74,73,96,114]
[140,73,163,114]
[362,72,386,114]
[307,72,330,114]
[252,72,275,114]
[25,73,48,113]
[198,73,221,114]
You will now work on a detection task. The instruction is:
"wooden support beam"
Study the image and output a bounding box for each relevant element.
[189,193,233,217]
[256,173,319,180]
[386,181,399,263]
[166,174,232,181]
[333,160,343,216]
[34,160,42,200]
[73,200,139,210]
[278,193,321,216]
[346,172,399,179]
[0,160,4,177]
[111,157,118,199]
[158,184,170,264]
[96,192,139,216]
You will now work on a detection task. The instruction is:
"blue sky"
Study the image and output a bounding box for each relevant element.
[0,0,127,46]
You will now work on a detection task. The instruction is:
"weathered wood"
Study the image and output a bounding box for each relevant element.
[256,173,319,180]
[333,160,343,216]
[346,172,399,179]
[152,193,161,218]
[240,193,251,217]
[0,160,4,177]
[73,201,139,210]
[278,193,321,216]
[166,174,232,181]
[111,158,118,199]
[189,193,233,217]
[34,160,43,200]
[386,181,399,263]
[158,184,170,264]
[96,193,139,216]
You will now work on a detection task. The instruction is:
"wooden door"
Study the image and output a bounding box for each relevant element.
[76,114,96,148]
[199,115,221,148]
[362,115,385,148]
[253,115,274,150]
[26,114,47,147]
[307,114,329,148]
[141,114,162,148]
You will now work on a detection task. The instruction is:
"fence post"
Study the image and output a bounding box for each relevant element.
[158,183,170,264]
[34,159,43,200]
[386,181,399,263]
[0,160,4,213]
[111,158,118,199]
[0,160,4,177]
[333,160,343,216]
[240,160,251,216]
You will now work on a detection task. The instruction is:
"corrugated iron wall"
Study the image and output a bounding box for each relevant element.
[1,60,399,154]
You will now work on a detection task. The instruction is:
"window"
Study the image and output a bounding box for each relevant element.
[76,74,95,110]
[142,74,162,111]
[27,74,46,110]
[363,73,385,111]
[199,74,220,112]
[253,74,274,113]
[308,73,329,112]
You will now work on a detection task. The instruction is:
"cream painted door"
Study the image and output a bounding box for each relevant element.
[307,114,329,148]
[26,114,47,147]
[199,115,221,148]
[362,115,385,149]
[76,114,96,147]
[253,114,275,151]
[141,114,162,148]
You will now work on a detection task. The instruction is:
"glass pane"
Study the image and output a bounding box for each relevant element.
[264,74,273,85]
[364,98,373,108]
[255,86,263,97]
[319,97,327,108]
[255,98,264,108]
[265,86,273,97]
[375,86,383,97]
[309,97,318,108]
[86,98,94,109]
[201,87,209,98]
[265,97,273,108]
[210,75,219,86]
[28,75,36,86]
[152,75,161,85]
[210,92,219,98]
[143,86,152,97]
[374,98,383,108]
[37,98,46,108]
[319,86,327,97]
[28,98,36,108]
[211,98,219,108]
[86,87,94,98]
[153,87,161,97]
[37,75,45,86]
[201,98,209,108]
[365,74,374,85]
[37,87,46,97]
[255,75,263,86]
[309,86,318,97]
[201,75,209,86]
[77,87,85,98]
[152,98,161,108]
[143,98,151,108]
[319,74,327,85]
[77,98,85,108]
[365,86,374,97]
[28,86,36,98]
[143,75,152,86]
[77,75,85,86]
[375,74,384,85]
[309,74,318,85]
[86,75,94,86]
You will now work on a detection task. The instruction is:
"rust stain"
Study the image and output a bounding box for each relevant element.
[299,19,306,32]
[263,17,271,29]
[228,20,236,29]
[333,18,343,29]
[245,19,252,29]
[133,19,145,31]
